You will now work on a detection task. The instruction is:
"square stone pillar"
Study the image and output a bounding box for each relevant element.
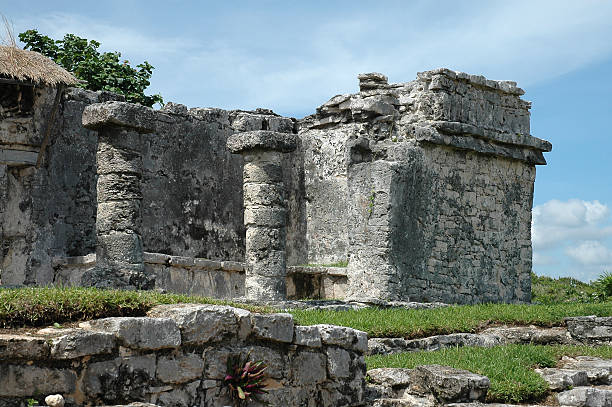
[227,130,296,301]
[82,102,155,289]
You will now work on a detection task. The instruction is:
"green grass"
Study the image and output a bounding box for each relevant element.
[366,344,612,403]
[290,302,612,338]
[0,286,271,328]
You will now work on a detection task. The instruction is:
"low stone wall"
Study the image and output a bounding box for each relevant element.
[368,317,612,355]
[52,253,348,300]
[0,304,367,407]
[286,266,348,300]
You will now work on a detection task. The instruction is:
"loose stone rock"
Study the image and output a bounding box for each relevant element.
[44,394,65,407]
[557,386,612,407]
[410,365,490,402]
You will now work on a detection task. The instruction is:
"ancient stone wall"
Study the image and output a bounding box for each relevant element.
[54,252,347,301]
[304,69,551,304]
[1,68,552,304]
[0,305,367,407]
[0,89,304,287]
[0,86,121,286]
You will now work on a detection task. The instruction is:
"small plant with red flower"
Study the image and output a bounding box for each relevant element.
[224,352,269,406]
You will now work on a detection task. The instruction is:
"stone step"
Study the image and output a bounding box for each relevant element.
[368,326,577,356]
[535,368,590,391]
[557,386,612,407]
[561,357,612,384]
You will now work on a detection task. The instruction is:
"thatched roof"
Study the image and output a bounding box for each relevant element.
[0,45,79,86]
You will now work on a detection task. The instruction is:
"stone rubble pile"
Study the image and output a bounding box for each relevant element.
[365,356,612,407]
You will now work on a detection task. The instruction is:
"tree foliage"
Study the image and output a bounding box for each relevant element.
[18,29,162,107]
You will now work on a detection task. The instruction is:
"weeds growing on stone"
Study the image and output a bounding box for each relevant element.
[366,344,612,403]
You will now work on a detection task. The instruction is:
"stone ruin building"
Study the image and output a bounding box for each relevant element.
[0,47,552,304]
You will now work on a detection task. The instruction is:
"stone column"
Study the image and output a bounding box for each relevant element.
[82,102,155,289]
[227,130,296,301]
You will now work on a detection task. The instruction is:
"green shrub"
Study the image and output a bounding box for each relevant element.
[595,271,612,298]
[531,272,605,304]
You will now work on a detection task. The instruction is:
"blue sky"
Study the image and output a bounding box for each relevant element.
[3,1,611,282]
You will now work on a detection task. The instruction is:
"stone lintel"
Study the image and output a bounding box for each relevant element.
[415,126,548,165]
[430,121,552,152]
[227,130,297,154]
[82,101,155,133]
[0,148,39,166]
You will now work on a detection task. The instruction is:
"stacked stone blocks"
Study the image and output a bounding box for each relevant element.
[82,102,155,289]
[227,130,297,301]
[0,305,367,406]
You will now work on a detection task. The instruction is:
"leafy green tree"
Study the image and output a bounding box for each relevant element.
[18,29,163,107]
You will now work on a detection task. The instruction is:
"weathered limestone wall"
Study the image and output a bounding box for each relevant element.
[296,121,357,264]
[0,305,367,407]
[141,105,296,262]
[1,68,551,304]
[0,90,302,287]
[0,86,121,286]
[304,69,551,304]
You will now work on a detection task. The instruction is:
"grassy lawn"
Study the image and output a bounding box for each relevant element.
[366,344,612,403]
[290,302,612,338]
[0,286,270,328]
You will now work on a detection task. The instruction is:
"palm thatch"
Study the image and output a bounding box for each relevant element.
[0,45,79,87]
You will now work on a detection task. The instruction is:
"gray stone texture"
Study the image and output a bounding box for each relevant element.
[82,101,155,133]
[2,68,551,306]
[368,325,575,355]
[1,87,123,286]
[410,365,490,402]
[300,69,549,303]
[82,102,153,289]
[79,317,181,350]
[230,132,295,301]
[557,387,612,407]
[0,305,368,406]
[566,316,612,344]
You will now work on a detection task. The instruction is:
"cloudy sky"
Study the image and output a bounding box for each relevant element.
[3,1,611,282]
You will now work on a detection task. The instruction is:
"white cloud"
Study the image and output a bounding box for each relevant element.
[532,199,612,281]
[13,12,195,64]
[532,199,612,249]
[11,1,612,116]
[566,241,612,266]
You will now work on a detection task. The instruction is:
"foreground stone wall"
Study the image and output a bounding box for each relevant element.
[0,305,367,407]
